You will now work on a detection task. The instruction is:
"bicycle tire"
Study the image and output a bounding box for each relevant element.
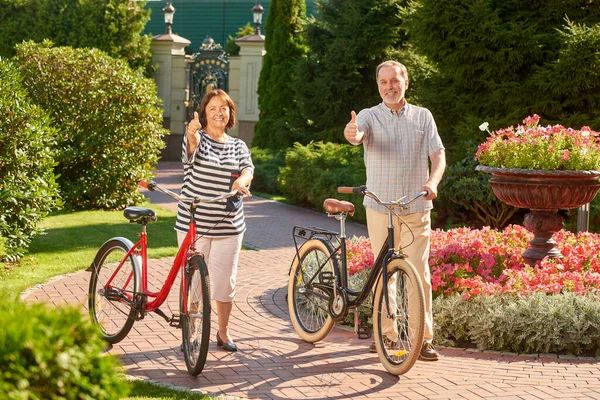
[372,258,425,375]
[88,238,141,344]
[180,255,211,376]
[287,238,336,343]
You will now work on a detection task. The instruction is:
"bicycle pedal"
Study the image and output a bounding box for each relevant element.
[103,288,122,301]
[357,326,372,340]
[319,271,335,285]
[170,316,181,328]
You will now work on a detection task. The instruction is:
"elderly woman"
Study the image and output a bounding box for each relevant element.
[175,89,254,352]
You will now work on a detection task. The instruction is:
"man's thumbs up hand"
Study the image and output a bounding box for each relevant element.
[344,111,364,144]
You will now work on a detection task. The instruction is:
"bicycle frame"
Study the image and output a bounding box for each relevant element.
[102,203,199,314]
[292,187,425,317]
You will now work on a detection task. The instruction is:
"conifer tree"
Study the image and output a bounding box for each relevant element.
[405,0,600,160]
[253,0,307,149]
[290,0,415,144]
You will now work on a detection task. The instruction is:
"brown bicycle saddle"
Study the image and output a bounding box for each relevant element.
[323,198,355,216]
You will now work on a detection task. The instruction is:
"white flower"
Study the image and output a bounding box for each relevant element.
[581,130,590,137]
[479,122,489,132]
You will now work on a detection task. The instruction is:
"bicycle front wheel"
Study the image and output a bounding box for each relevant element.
[287,239,336,343]
[180,255,211,376]
[88,238,140,344]
[373,258,425,376]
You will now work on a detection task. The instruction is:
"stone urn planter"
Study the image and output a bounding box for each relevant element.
[476,166,600,265]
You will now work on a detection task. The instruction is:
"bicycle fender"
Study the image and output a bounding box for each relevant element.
[87,237,142,294]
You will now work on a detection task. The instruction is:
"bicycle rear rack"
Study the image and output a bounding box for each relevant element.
[291,225,340,266]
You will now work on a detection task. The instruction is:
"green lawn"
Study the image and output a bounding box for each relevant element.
[0,203,213,400]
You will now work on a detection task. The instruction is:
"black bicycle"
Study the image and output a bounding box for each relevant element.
[287,186,426,375]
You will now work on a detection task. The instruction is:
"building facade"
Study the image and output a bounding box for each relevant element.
[144,0,317,52]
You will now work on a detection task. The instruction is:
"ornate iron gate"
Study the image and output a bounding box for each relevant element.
[188,36,229,118]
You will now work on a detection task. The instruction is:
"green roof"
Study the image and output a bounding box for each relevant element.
[144,0,317,52]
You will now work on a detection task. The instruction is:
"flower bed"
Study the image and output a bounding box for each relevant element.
[344,230,600,355]
[430,225,600,298]
[345,227,600,299]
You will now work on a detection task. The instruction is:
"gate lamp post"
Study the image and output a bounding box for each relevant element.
[163,2,175,34]
[252,2,264,35]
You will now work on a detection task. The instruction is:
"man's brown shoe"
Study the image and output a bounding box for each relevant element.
[419,342,439,361]
[369,342,377,353]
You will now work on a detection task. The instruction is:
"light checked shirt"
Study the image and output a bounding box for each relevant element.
[354,102,444,214]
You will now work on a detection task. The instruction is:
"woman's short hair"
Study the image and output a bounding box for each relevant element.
[376,60,408,81]
[198,89,236,130]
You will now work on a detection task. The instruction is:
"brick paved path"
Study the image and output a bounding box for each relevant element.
[26,163,600,399]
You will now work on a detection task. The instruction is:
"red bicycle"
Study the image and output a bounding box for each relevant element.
[87,181,238,376]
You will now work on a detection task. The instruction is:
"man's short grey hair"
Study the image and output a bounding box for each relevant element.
[376,60,408,81]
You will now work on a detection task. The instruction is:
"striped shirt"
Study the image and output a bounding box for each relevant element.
[175,131,254,236]
[355,102,444,214]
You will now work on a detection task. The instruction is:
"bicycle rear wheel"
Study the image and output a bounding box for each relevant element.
[88,238,140,344]
[180,255,211,376]
[287,239,336,343]
[373,258,425,375]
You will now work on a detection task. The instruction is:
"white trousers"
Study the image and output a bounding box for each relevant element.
[177,232,243,303]
[366,208,433,343]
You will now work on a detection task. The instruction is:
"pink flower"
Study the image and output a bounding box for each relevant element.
[562,149,570,160]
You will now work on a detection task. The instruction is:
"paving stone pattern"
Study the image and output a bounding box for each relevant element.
[26,162,600,399]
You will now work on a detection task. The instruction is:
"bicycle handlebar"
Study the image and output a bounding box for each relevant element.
[338,186,366,194]
[140,181,239,204]
[337,186,427,209]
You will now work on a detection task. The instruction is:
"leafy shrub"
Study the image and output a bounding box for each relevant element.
[0,300,130,399]
[0,0,152,73]
[14,41,167,210]
[438,142,518,229]
[278,141,367,222]
[250,147,286,195]
[0,59,60,262]
[434,292,600,356]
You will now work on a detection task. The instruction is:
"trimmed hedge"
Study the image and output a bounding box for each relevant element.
[0,300,130,399]
[249,147,286,195]
[14,41,167,210]
[434,292,600,356]
[0,58,60,262]
[278,141,367,223]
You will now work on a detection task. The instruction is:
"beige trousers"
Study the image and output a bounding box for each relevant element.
[177,232,243,303]
[366,208,433,343]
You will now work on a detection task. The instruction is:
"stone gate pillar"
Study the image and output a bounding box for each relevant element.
[228,34,265,146]
[151,32,191,161]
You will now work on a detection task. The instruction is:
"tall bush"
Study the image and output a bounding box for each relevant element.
[290,0,422,144]
[0,0,152,73]
[253,0,307,150]
[278,142,367,222]
[0,300,130,399]
[0,59,59,262]
[14,41,167,210]
[404,0,600,162]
